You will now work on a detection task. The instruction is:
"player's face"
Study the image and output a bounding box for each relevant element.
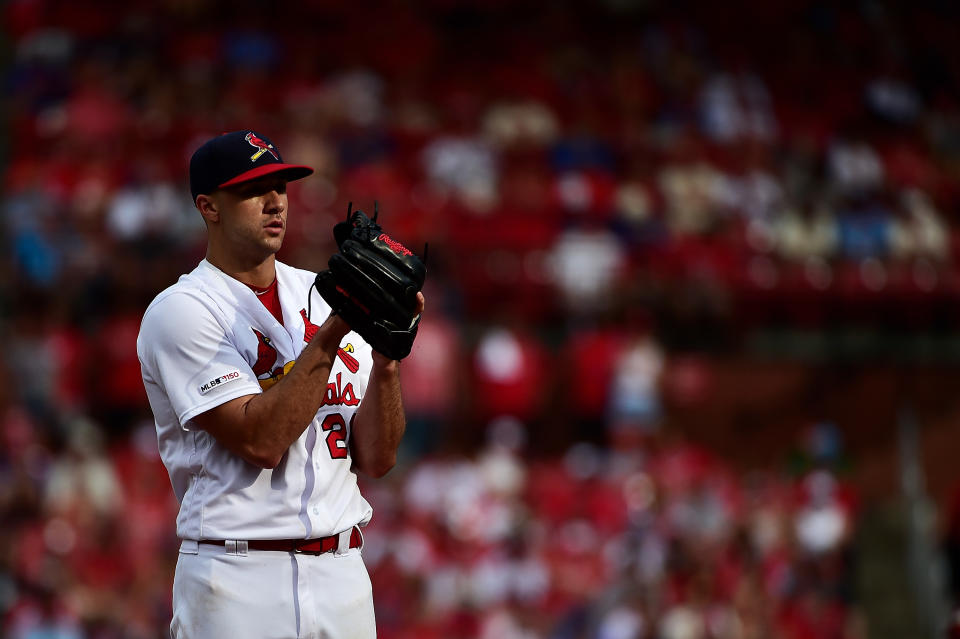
[214,176,289,262]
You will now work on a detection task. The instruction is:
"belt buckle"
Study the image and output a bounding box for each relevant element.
[293,538,326,555]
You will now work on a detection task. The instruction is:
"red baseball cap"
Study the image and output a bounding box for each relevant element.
[189,130,314,200]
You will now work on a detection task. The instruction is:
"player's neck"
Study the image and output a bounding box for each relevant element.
[206,251,277,288]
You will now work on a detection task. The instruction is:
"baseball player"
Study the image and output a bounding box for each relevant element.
[137,130,424,638]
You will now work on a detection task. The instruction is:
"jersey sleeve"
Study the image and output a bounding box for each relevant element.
[138,291,263,429]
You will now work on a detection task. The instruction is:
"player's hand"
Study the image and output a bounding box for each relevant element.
[414,291,425,316]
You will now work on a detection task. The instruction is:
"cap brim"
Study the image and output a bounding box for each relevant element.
[218,164,314,189]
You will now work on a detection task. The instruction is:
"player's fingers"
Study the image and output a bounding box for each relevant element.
[415,291,425,315]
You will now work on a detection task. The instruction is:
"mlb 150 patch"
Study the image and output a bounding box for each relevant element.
[198,370,242,395]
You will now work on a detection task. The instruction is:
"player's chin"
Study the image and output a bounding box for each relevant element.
[262,229,285,248]
[253,237,283,259]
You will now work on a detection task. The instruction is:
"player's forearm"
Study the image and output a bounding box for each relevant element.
[240,346,339,465]
[350,356,405,478]
[194,315,349,468]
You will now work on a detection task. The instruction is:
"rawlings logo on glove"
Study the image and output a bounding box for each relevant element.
[314,203,426,360]
[379,234,413,257]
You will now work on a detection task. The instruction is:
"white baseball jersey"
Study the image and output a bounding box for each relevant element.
[137,258,374,541]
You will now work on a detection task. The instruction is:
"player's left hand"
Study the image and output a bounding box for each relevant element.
[414,291,425,316]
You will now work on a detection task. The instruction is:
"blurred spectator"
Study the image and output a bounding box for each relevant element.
[549,224,627,314]
[472,325,550,427]
[483,100,560,150]
[889,189,949,261]
[400,309,463,457]
[699,71,778,144]
[865,76,922,125]
[422,112,499,213]
[105,178,195,241]
[776,205,839,262]
[608,329,665,434]
[563,325,626,435]
[827,138,885,197]
[43,417,121,520]
[793,470,852,557]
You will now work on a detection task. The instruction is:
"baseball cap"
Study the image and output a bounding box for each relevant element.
[189,130,314,200]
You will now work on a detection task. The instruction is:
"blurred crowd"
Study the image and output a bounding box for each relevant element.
[3,0,959,636]
[362,421,861,639]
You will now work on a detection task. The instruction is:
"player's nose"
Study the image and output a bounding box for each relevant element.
[263,189,285,214]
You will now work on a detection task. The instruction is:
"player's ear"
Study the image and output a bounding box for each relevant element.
[196,194,220,223]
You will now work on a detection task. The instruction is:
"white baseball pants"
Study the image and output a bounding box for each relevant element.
[170,539,376,638]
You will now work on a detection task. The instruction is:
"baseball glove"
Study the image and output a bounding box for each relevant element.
[314,204,426,360]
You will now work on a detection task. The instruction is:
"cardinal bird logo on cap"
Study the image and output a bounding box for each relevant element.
[245,132,279,162]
